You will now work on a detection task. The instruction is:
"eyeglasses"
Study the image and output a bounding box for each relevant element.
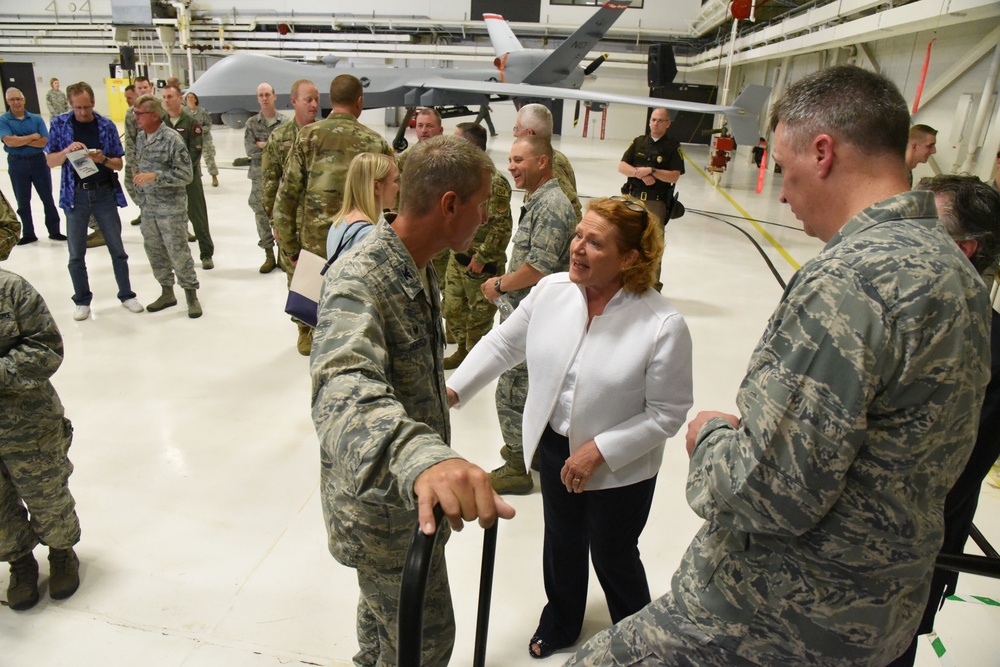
[133,110,154,116]
[610,196,649,227]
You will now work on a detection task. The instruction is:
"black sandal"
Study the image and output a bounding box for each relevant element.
[528,633,558,659]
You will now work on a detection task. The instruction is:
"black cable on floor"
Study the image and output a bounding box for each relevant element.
[678,210,789,290]
[686,207,801,232]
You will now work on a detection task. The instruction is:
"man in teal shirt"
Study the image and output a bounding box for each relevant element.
[0,87,63,243]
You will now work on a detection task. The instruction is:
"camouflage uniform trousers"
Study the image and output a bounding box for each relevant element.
[564,591,757,667]
[123,163,137,203]
[248,177,275,249]
[354,538,454,667]
[139,206,199,290]
[443,255,502,351]
[496,362,529,473]
[201,131,218,177]
[186,166,214,261]
[0,418,80,563]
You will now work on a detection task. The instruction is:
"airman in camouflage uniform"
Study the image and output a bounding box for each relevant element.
[123,77,154,227]
[0,190,18,259]
[261,79,320,280]
[133,95,201,318]
[1,265,81,611]
[272,74,391,355]
[245,83,286,273]
[567,65,992,667]
[185,98,218,184]
[162,84,213,269]
[480,136,575,495]
[513,103,583,222]
[444,122,512,369]
[45,79,69,117]
[311,136,512,667]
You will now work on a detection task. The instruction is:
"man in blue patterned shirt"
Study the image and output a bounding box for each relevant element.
[45,82,142,321]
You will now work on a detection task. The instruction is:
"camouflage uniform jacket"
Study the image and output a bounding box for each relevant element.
[0,268,66,438]
[46,89,69,117]
[188,107,213,138]
[260,119,303,220]
[675,190,991,666]
[272,112,391,261]
[552,149,582,222]
[466,166,512,266]
[311,221,462,569]
[124,107,137,166]
[164,110,202,171]
[507,178,575,308]
[0,190,18,260]
[244,111,285,181]
[134,123,193,211]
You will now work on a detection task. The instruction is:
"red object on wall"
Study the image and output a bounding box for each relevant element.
[731,0,753,20]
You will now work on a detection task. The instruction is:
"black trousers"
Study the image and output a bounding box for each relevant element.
[535,425,657,647]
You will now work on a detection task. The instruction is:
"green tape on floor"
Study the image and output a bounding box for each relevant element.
[931,634,947,658]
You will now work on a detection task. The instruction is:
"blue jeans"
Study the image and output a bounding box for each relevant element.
[7,153,61,238]
[66,184,134,306]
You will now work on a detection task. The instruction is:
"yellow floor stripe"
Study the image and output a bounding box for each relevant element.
[684,154,801,271]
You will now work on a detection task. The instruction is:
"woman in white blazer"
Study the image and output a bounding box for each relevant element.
[447,196,694,659]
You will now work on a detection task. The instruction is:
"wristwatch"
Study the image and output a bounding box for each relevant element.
[494,277,506,295]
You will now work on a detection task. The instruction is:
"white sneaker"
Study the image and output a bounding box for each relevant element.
[73,305,91,321]
[121,298,144,313]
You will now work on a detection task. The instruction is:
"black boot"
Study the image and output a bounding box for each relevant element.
[7,552,39,611]
[48,548,80,600]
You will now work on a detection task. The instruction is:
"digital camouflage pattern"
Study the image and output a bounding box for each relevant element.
[166,110,213,260]
[45,89,68,117]
[0,190,19,260]
[552,149,582,222]
[505,178,574,309]
[135,124,198,289]
[567,191,992,667]
[444,166,512,351]
[188,106,218,176]
[272,112,391,260]
[245,112,285,250]
[355,536,454,667]
[124,106,138,201]
[0,268,79,563]
[311,221,462,664]
[497,177,574,470]
[244,111,285,181]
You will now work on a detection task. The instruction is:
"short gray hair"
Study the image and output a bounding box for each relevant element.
[770,65,909,160]
[916,174,1000,276]
[135,94,164,117]
[517,103,553,138]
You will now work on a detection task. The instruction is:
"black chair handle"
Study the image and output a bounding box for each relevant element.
[397,505,498,667]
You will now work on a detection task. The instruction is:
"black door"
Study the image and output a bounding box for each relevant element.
[1,62,40,115]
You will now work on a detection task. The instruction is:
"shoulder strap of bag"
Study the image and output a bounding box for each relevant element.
[321,220,374,276]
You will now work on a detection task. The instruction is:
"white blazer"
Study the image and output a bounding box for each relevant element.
[447,273,694,490]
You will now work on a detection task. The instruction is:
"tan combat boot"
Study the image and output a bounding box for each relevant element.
[297,323,313,356]
[146,285,177,312]
[184,288,202,318]
[259,247,277,274]
[86,230,106,248]
[443,344,467,370]
[489,462,534,495]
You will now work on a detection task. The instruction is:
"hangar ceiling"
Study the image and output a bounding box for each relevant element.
[0,0,996,75]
